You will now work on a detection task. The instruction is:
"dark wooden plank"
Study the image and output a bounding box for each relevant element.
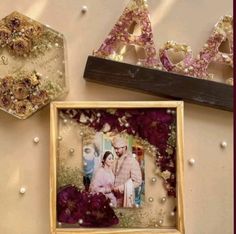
[83,56,233,112]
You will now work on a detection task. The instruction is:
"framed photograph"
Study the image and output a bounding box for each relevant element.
[50,101,184,234]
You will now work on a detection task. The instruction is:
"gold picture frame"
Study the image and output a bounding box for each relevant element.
[50,101,184,234]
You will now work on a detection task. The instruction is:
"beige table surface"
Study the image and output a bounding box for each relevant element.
[0,0,233,234]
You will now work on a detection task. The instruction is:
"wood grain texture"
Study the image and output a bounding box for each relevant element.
[176,103,185,234]
[50,102,59,234]
[50,101,185,234]
[83,56,233,112]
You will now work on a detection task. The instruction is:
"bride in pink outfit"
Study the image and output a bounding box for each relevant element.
[89,151,117,207]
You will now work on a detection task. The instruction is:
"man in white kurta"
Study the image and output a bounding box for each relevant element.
[112,136,142,207]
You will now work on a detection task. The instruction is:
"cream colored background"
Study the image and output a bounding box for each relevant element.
[0,0,233,234]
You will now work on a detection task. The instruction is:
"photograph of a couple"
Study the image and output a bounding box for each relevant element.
[83,134,145,208]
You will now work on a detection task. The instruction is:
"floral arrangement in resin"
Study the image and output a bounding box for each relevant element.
[159,15,233,84]
[61,108,177,197]
[57,107,177,227]
[57,185,119,226]
[93,0,161,69]
[94,0,233,85]
[0,71,62,119]
[0,11,43,57]
[0,11,67,119]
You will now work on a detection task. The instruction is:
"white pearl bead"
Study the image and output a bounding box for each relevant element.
[69,148,75,154]
[81,5,88,13]
[151,177,157,183]
[137,61,142,66]
[170,211,175,216]
[19,187,26,194]
[58,136,62,141]
[158,219,163,225]
[161,197,166,203]
[220,141,227,148]
[63,119,68,124]
[132,153,136,158]
[148,197,154,202]
[58,222,62,226]
[109,202,113,207]
[125,123,129,127]
[166,109,171,114]
[188,158,195,166]
[33,137,40,144]
[135,204,140,208]
[78,219,83,224]
[80,132,84,136]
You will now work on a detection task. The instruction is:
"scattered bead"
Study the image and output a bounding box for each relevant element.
[69,148,75,154]
[161,197,167,203]
[80,132,84,136]
[158,219,163,225]
[166,109,171,114]
[81,5,88,13]
[151,177,157,183]
[19,187,26,194]
[33,137,40,144]
[57,222,62,226]
[78,219,83,224]
[148,197,154,202]
[125,123,129,127]
[137,61,142,66]
[188,158,195,166]
[170,211,175,217]
[58,136,63,141]
[220,141,227,148]
[63,119,68,124]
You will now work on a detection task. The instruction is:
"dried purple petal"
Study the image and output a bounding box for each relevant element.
[57,186,119,227]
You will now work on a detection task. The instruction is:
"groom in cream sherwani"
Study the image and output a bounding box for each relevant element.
[111,136,142,207]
